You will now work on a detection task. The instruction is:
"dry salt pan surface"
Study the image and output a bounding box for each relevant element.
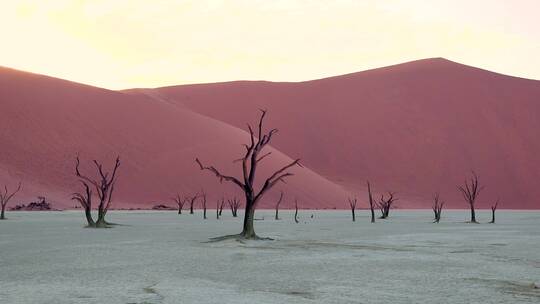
[0,210,539,304]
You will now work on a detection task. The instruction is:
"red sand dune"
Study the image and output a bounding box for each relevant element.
[131,58,540,209]
[2,58,540,209]
[0,67,348,209]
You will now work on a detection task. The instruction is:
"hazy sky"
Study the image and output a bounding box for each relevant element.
[1,0,539,89]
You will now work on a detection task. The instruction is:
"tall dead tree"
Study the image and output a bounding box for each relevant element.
[294,199,299,224]
[0,182,22,220]
[432,192,444,223]
[348,197,357,222]
[275,191,284,220]
[201,190,207,220]
[74,155,120,228]
[196,110,301,239]
[377,192,397,219]
[367,181,375,223]
[489,199,499,224]
[228,197,240,217]
[458,171,483,223]
[172,194,186,214]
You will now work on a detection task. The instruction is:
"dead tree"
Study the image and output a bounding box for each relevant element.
[458,171,483,223]
[432,192,444,223]
[275,191,284,220]
[294,199,299,224]
[228,197,240,217]
[196,110,301,239]
[0,182,22,220]
[377,192,397,219]
[348,197,357,222]
[216,197,226,219]
[74,155,120,228]
[218,197,225,216]
[367,181,375,223]
[71,182,94,226]
[201,190,207,220]
[489,199,499,223]
[172,194,186,214]
[185,193,200,215]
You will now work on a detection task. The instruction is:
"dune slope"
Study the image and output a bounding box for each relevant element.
[0,67,349,209]
[137,58,540,209]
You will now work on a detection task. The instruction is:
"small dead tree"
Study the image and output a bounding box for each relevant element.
[172,194,186,214]
[201,190,207,220]
[0,182,22,220]
[367,181,375,223]
[185,193,200,215]
[458,171,483,223]
[348,197,357,222]
[432,192,444,223]
[489,199,499,224]
[218,197,225,216]
[294,199,299,224]
[196,110,301,239]
[216,197,226,219]
[275,191,284,220]
[228,197,240,217]
[377,192,397,219]
[74,155,120,228]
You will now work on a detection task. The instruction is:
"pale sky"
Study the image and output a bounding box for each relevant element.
[1,0,539,89]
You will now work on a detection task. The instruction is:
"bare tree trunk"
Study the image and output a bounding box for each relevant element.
[240,193,256,238]
[470,206,476,223]
[218,198,224,216]
[275,191,283,220]
[173,194,185,215]
[294,199,299,223]
[348,197,357,222]
[489,200,499,223]
[432,192,444,223]
[228,197,240,217]
[84,206,95,227]
[95,211,107,228]
[0,207,5,220]
[201,191,207,220]
[367,181,375,223]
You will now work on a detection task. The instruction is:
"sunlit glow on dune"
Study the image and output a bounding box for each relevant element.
[1,0,539,89]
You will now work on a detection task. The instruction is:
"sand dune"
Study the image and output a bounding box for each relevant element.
[0,67,349,209]
[133,58,540,209]
[2,58,540,209]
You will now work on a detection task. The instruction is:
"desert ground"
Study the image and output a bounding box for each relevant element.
[1,210,538,304]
